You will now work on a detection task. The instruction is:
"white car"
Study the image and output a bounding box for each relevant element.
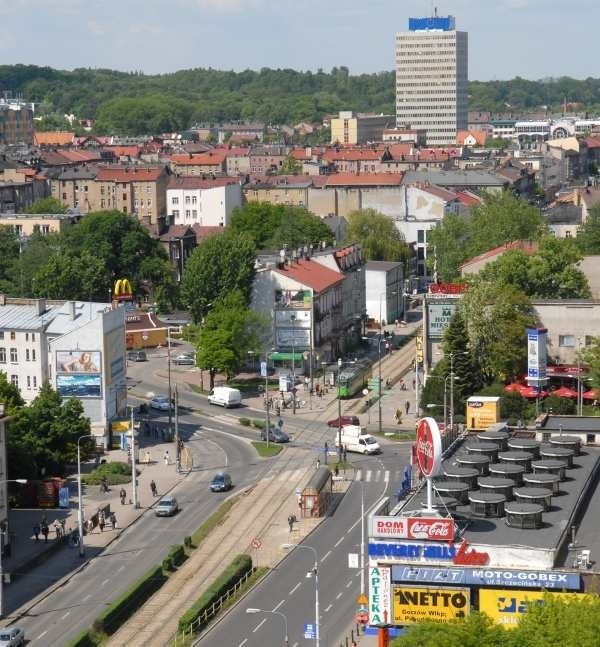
[0,626,25,647]
[150,395,172,411]
[155,496,179,516]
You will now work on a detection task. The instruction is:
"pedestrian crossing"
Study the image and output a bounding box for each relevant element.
[355,469,404,483]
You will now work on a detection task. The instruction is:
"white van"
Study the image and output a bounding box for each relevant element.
[208,386,242,408]
[340,425,381,455]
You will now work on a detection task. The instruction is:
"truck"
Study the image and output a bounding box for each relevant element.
[340,425,381,455]
[208,386,242,408]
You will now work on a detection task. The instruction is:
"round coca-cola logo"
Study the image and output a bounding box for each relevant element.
[416,417,442,477]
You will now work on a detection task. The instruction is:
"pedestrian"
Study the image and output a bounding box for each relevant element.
[343,446,347,463]
[412,379,416,390]
[316,458,321,470]
[33,523,40,542]
[334,465,339,478]
[119,487,127,505]
[164,450,169,465]
[41,523,49,543]
[385,378,391,389]
[59,518,66,535]
[405,400,410,415]
[144,451,151,464]
[275,402,281,417]
[288,514,296,532]
[315,383,321,398]
[53,519,61,539]
[395,409,402,425]
[110,512,117,530]
[98,511,105,533]
[324,440,329,462]
[150,480,157,497]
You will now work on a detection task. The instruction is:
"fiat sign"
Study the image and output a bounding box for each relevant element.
[370,516,455,541]
[415,417,442,477]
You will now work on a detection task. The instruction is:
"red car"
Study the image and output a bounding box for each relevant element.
[327,415,360,428]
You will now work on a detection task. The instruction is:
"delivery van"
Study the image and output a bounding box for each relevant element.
[208,386,242,408]
[340,425,381,454]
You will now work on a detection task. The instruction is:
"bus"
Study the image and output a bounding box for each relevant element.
[338,359,372,398]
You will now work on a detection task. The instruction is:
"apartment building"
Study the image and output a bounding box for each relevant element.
[170,152,227,176]
[395,15,468,145]
[0,212,81,237]
[0,99,34,146]
[330,111,395,145]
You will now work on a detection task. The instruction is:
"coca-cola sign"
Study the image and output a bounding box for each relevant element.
[415,417,442,478]
[370,516,455,541]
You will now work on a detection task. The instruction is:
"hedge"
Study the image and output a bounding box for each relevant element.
[239,417,251,426]
[65,630,100,647]
[163,544,186,571]
[92,564,166,635]
[178,554,253,633]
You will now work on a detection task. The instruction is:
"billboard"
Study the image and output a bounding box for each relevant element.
[56,373,102,398]
[527,328,548,385]
[369,566,392,626]
[466,397,500,430]
[56,351,101,374]
[479,589,589,628]
[370,516,455,541]
[393,585,470,624]
[275,327,310,348]
[103,329,125,386]
[427,302,458,340]
[415,418,442,478]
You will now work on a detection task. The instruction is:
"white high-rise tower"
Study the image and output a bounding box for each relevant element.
[395,14,468,145]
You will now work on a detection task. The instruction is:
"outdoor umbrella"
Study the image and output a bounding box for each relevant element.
[521,386,548,399]
[583,389,598,400]
[552,386,578,398]
[504,383,527,394]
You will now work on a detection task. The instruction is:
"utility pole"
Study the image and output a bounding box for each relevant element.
[174,384,180,472]
[131,406,138,509]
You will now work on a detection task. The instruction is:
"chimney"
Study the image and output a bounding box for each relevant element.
[35,298,46,316]
[68,300,76,320]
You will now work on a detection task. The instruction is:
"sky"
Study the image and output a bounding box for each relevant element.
[0,0,597,81]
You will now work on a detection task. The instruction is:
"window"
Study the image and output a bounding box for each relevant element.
[185,196,191,204]
[32,349,36,361]
[191,196,197,204]
[147,198,152,207]
[585,335,595,347]
[41,225,50,234]
[192,210,197,218]
[185,210,191,219]
[10,375,18,388]
[33,376,37,388]
[31,333,35,342]
[172,197,179,205]
[101,199,106,208]
[0,332,3,340]
[122,193,127,200]
[0,348,5,363]
[417,229,425,244]
[10,348,17,363]
[25,333,28,341]
[10,332,15,341]
[100,186,105,195]
[26,349,29,361]
[27,376,31,389]
[173,210,179,218]
[559,335,576,347]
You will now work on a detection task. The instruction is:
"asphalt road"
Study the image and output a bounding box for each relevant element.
[196,446,412,647]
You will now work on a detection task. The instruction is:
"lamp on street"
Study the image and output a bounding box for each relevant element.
[77,434,95,557]
[0,479,27,618]
[246,608,289,647]
[291,314,297,415]
[378,291,396,434]
[337,357,343,452]
[128,405,139,509]
[282,543,320,646]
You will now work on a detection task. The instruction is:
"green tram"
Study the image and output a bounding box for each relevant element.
[338,359,373,398]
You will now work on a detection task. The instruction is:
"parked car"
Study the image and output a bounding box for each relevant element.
[150,395,172,411]
[260,428,289,443]
[127,350,147,362]
[173,352,195,366]
[0,626,25,647]
[210,472,233,492]
[327,415,360,428]
[155,496,179,517]
[208,386,242,408]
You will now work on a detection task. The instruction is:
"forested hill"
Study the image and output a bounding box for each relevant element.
[1,64,600,135]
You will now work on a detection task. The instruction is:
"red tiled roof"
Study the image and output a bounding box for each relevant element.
[460,240,539,270]
[218,146,250,157]
[322,150,381,162]
[191,225,226,244]
[105,146,141,158]
[34,131,75,147]
[170,152,226,166]
[456,130,487,146]
[415,184,458,202]
[386,143,414,157]
[274,258,343,293]
[455,191,483,206]
[324,173,403,187]
[96,167,164,182]
[158,225,196,241]
[39,151,72,166]
[59,150,103,163]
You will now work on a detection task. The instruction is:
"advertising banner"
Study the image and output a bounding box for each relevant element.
[370,516,455,541]
[427,302,457,340]
[369,566,392,626]
[527,328,547,384]
[415,418,442,478]
[56,351,101,374]
[479,589,589,628]
[275,327,310,348]
[56,373,102,398]
[465,397,500,430]
[392,585,470,624]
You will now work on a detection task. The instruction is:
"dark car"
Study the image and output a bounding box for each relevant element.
[128,351,147,362]
[260,428,289,443]
[210,472,233,492]
[327,415,360,428]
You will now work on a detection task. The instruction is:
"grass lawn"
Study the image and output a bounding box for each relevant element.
[251,441,283,457]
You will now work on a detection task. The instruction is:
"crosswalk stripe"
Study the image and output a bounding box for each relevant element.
[366,470,373,482]
[384,470,390,482]
[356,469,362,481]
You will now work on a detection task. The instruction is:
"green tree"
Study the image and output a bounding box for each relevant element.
[195,290,269,380]
[0,226,20,294]
[542,393,576,415]
[181,231,256,323]
[577,204,600,253]
[24,197,68,214]
[278,155,302,175]
[426,213,471,282]
[0,371,25,413]
[582,337,600,392]
[345,209,411,265]
[7,382,90,479]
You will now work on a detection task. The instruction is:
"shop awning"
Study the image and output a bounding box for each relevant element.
[269,352,304,361]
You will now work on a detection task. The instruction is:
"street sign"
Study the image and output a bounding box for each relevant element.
[357,593,368,605]
[251,537,262,550]
[355,611,369,625]
[303,623,317,639]
[362,388,369,396]
[348,553,359,568]
[260,361,267,378]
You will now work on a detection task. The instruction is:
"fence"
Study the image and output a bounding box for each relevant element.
[170,567,256,647]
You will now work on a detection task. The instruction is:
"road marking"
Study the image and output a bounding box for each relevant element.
[355,469,362,480]
[322,550,332,561]
[238,640,248,646]
[272,599,285,611]
[253,618,267,632]
[292,643,299,647]
[83,594,91,601]
[366,470,372,481]
[37,631,48,640]
[101,578,110,587]
[60,611,71,620]
[324,604,332,612]
[289,582,301,595]
[334,536,344,547]
[336,591,343,600]
[384,470,390,482]
[117,565,125,573]
[346,580,353,588]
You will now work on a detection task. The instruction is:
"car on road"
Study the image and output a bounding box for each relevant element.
[327,415,360,428]
[150,395,173,411]
[0,626,25,647]
[127,350,147,362]
[155,496,179,516]
[210,472,233,492]
[173,352,195,366]
[260,428,289,443]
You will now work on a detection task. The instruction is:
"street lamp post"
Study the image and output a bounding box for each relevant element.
[449,351,468,431]
[291,314,297,415]
[359,479,365,596]
[378,291,396,434]
[0,479,27,618]
[337,357,343,453]
[77,434,95,557]
[246,608,289,647]
[129,405,139,510]
[167,327,173,435]
[282,543,319,646]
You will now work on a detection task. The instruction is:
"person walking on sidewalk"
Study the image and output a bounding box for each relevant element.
[41,523,49,543]
[288,514,297,532]
[98,511,105,533]
[119,487,127,505]
[405,400,410,415]
[164,450,170,466]
[33,523,40,542]
[150,480,157,497]
[110,512,117,530]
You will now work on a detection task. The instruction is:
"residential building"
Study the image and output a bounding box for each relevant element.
[0,180,40,214]
[0,411,8,550]
[456,130,487,147]
[330,111,395,145]
[395,15,468,145]
[382,128,427,145]
[166,176,242,227]
[217,122,264,144]
[490,120,516,140]
[158,225,197,281]
[224,147,251,176]
[365,261,405,325]
[0,99,34,146]
[249,145,290,174]
[170,152,227,176]
[33,131,75,147]
[0,212,82,237]
[48,165,101,214]
[244,176,313,210]
[459,240,539,277]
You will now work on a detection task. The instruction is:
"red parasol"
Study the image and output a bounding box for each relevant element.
[551,386,579,398]
[521,386,548,399]
[583,389,598,400]
[504,383,527,394]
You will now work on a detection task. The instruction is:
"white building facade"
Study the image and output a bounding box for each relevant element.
[166,178,242,227]
[395,15,468,145]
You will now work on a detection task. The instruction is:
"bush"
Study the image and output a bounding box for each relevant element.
[184,535,193,549]
[65,630,100,647]
[251,419,266,429]
[239,417,251,426]
[167,544,186,569]
[92,564,166,635]
[178,554,253,633]
[82,461,133,486]
[93,462,130,475]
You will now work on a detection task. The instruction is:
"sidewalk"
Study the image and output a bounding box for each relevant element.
[4,436,187,623]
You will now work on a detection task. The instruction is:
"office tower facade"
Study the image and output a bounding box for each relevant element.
[395,15,468,145]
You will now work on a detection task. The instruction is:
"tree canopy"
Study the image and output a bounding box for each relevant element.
[345,209,411,266]
[577,204,600,254]
[22,197,68,214]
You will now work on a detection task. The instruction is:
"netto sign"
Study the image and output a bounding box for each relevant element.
[415,418,442,478]
[393,585,470,624]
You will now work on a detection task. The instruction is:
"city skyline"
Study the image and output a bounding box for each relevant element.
[0,0,597,82]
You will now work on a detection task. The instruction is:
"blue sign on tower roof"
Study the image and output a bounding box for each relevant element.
[409,16,455,31]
